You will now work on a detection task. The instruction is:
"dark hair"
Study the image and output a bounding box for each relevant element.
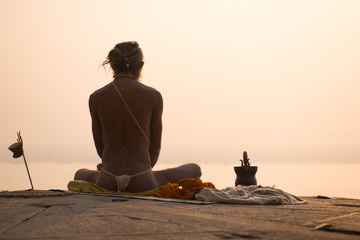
[102,41,144,79]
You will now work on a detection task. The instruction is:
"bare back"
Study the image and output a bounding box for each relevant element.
[89,76,163,191]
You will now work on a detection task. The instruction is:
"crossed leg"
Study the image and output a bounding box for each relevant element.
[153,163,202,186]
[74,169,99,183]
[74,163,202,190]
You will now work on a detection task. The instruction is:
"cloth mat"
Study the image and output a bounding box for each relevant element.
[195,185,307,205]
[67,180,211,205]
[67,180,157,196]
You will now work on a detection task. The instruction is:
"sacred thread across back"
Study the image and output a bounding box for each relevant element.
[111,81,150,145]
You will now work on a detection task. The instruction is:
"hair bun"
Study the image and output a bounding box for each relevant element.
[108,48,126,66]
[102,41,144,79]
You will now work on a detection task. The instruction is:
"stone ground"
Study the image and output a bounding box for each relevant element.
[0,192,359,240]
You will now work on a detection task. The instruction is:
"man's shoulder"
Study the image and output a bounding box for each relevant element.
[89,83,112,101]
[95,83,112,93]
[137,82,162,98]
[93,82,115,94]
[89,81,162,101]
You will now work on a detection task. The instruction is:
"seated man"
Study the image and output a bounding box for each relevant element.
[74,41,201,192]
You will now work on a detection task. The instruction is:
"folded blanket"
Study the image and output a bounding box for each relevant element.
[67,180,157,196]
[194,185,306,205]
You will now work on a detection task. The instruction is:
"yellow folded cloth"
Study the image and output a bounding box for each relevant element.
[67,180,157,196]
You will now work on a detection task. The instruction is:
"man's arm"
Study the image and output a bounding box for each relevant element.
[89,94,104,159]
[149,91,163,167]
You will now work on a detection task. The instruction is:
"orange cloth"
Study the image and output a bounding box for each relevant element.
[154,177,216,199]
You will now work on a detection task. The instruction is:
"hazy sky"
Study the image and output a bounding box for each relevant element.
[1,0,359,164]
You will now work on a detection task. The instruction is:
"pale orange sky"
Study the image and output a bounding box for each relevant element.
[1,0,359,164]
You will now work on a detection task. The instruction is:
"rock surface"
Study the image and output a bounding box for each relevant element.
[0,192,359,239]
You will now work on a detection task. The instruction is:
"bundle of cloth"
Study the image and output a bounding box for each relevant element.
[154,178,306,205]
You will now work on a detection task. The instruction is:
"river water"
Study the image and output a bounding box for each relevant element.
[1,161,359,199]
